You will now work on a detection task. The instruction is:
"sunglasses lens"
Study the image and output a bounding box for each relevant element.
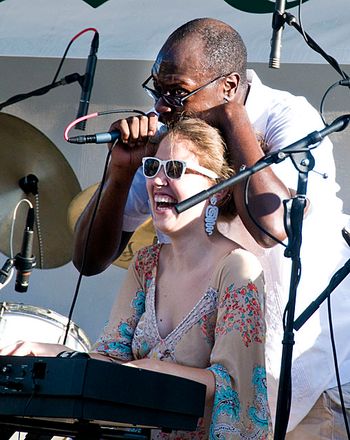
[143,158,160,177]
[143,82,182,107]
[162,95,182,108]
[165,160,184,179]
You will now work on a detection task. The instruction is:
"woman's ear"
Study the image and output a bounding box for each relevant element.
[214,189,229,204]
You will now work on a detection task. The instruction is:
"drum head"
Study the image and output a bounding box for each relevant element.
[0,302,91,352]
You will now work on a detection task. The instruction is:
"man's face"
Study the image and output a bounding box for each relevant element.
[150,39,224,125]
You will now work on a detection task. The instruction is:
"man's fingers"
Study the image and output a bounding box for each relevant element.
[147,112,159,137]
[115,119,131,144]
[108,114,161,148]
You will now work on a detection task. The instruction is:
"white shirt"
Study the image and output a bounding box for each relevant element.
[122,70,350,430]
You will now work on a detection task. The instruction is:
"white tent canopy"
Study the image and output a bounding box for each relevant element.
[0,0,349,65]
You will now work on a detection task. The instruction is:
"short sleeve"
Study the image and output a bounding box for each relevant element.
[123,167,151,232]
[208,249,273,439]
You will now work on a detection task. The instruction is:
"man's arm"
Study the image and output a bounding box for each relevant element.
[220,101,291,248]
[72,167,135,275]
[72,113,159,276]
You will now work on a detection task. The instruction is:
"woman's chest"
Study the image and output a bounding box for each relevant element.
[132,279,218,364]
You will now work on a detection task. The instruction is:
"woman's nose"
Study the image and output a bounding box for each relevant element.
[153,166,169,186]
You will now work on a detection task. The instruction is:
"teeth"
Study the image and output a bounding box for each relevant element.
[154,194,177,204]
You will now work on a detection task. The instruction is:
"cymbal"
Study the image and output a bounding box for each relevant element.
[0,112,81,268]
[68,183,158,269]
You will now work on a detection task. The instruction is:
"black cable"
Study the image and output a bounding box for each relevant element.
[297,0,309,45]
[62,109,146,346]
[51,28,98,85]
[243,174,287,248]
[285,12,349,81]
[63,146,112,346]
[320,80,350,126]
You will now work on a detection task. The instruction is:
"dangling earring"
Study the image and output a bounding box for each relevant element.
[223,96,229,103]
[205,195,219,236]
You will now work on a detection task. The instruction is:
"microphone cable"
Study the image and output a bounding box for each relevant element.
[0,199,33,290]
[51,27,98,86]
[62,108,147,346]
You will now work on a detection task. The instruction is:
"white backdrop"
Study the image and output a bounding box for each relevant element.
[0,0,349,345]
[0,0,349,64]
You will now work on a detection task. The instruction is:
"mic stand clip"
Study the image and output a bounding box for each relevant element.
[0,258,14,285]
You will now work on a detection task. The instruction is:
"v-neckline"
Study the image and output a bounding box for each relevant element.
[147,244,236,341]
[149,276,217,342]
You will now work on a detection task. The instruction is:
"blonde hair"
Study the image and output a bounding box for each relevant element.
[161,117,237,219]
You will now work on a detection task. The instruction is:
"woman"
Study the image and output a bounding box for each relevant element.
[0,118,272,439]
[92,117,273,439]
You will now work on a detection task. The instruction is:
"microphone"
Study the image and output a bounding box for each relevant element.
[67,124,169,144]
[269,0,286,69]
[68,130,121,144]
[15,207,36,293]
[75,32,99,130]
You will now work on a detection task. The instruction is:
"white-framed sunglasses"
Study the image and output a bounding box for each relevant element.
[142,157,218,180]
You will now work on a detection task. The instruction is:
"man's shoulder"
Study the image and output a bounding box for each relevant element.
[246,69,321,140]
[247,69,306,105]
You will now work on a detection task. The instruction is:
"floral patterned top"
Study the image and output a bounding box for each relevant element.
[94,243,272,439]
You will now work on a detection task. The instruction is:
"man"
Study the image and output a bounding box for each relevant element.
[73,18,350,438]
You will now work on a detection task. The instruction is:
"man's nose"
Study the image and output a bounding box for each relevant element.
[154,97,173,114]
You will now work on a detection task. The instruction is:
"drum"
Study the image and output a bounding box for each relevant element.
[0,302,91,352]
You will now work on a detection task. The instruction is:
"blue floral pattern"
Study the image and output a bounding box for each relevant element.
[208,363,271,439]
[94,289,146,360]
[93,245,272,439]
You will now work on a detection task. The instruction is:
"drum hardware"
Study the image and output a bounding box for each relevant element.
[0,302,91,352]
[0,299,92,440]
[0,112,81,269]
[0,301,9,318]
[0,111,91,440]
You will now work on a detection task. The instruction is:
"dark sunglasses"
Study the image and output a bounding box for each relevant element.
[142,73,230,108]
[142,157,218,180]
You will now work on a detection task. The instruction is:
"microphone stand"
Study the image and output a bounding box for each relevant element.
[0,202,37,292]
[272,151,310,440]
[294,257,350,331]
[175,114,350,439]
[175,115,350,215]
[0,258,14,286]
[0,73,82,110]
[272,11,348,80]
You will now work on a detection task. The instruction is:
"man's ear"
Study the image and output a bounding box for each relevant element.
[223,72,240,100]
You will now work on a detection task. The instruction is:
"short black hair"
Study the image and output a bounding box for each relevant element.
[163,18,247,84]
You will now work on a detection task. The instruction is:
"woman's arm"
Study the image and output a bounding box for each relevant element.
[125,357,215,405]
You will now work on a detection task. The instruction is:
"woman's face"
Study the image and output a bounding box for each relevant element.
[145,135,214,236]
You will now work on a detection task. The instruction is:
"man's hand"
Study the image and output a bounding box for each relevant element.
[108,112,160,174]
